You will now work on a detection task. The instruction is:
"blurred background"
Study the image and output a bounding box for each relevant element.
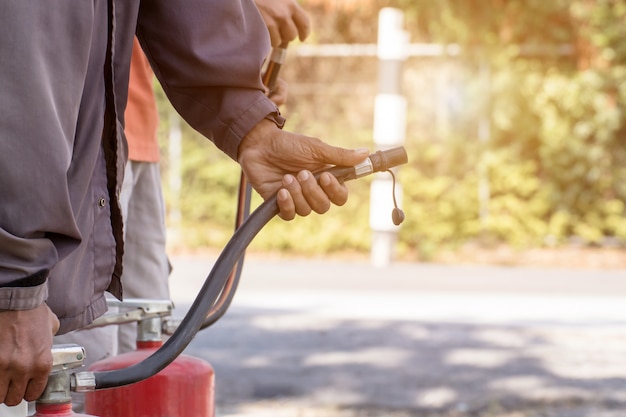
[155,0,626,266]
[17,3,625,417]
[153,2,626,416]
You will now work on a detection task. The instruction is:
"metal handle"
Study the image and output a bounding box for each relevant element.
[51,344,86,373]
[83,298,174,329]
[262,43,288,92]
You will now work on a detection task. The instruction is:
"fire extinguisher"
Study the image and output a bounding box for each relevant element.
[82,299,215,417]
[34,345,95,417]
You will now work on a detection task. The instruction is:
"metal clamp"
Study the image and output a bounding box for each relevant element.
[71,371,96,393]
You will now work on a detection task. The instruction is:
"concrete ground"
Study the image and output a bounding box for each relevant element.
[167,255,626,417]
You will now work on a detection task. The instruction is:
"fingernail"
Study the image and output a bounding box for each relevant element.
[356,148,369,155]
[298,171,309,181]
[320,173,331,186]
[283,174,294,186]
[278,189,289,200]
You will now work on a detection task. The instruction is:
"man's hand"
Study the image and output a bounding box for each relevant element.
[255,0,311,47]
[238,119,369,220]
[0,304,59,406]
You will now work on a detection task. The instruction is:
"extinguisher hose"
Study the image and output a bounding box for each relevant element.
[92,146,408,390]
[199,172,250,330]
[199,43,289,330]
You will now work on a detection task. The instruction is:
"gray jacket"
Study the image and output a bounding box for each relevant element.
[0,0,282,334]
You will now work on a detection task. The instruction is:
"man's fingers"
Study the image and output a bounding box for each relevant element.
[262,2,310,46]
[23,347,53,402]
[277,188,295,220]
[299,171,331,214]
[24,376,49,403]
[268,78,288,106]
[47,304,60,335]
[266,24,282,47]
[319,172,349,207]
[278,19,299,45]
[282,173,311,217]
[0,380,8,406]
[279,170,337,219]
[292,5,311,41]
[4,381,27,407]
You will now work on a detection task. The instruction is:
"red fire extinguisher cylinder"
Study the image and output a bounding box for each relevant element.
[84,317,215,417]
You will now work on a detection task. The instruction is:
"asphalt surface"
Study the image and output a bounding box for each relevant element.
[167,255,626,417]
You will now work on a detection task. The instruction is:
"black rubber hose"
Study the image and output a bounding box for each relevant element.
[93,147,407,389]
[199,44,290,330]
[199,175,250,330]
[95,194,278,389]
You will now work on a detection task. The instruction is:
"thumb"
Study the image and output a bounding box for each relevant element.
[45,304,60,335]
[316,143,370,168]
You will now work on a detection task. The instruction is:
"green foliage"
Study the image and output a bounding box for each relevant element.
[156,0,626,258]
[251,184,372,254]
[399,140,483,258]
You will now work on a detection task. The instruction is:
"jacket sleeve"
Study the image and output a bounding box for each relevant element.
[136,0,282,161]
[0,271,49,310]
[0,3,101,309]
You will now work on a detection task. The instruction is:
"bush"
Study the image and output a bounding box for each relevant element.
[156,0,626,258]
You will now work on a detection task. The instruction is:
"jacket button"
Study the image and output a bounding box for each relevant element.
[98,198,106,207]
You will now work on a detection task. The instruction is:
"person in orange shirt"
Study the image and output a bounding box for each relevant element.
[115,38,172,353]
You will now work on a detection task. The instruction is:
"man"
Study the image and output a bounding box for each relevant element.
[0,0,368,408]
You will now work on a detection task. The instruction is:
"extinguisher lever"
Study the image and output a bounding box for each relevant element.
[82,298,174,329]
[51,344,86,373]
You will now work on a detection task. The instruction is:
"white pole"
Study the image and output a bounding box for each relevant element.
[370,8,408,267]
[478,62,491,228]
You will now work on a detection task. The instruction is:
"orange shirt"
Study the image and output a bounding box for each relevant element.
[124,38,160,162]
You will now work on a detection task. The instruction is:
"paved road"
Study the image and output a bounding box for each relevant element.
[167,255,626,417]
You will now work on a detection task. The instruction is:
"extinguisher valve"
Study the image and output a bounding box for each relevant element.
[38,344,88,404]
